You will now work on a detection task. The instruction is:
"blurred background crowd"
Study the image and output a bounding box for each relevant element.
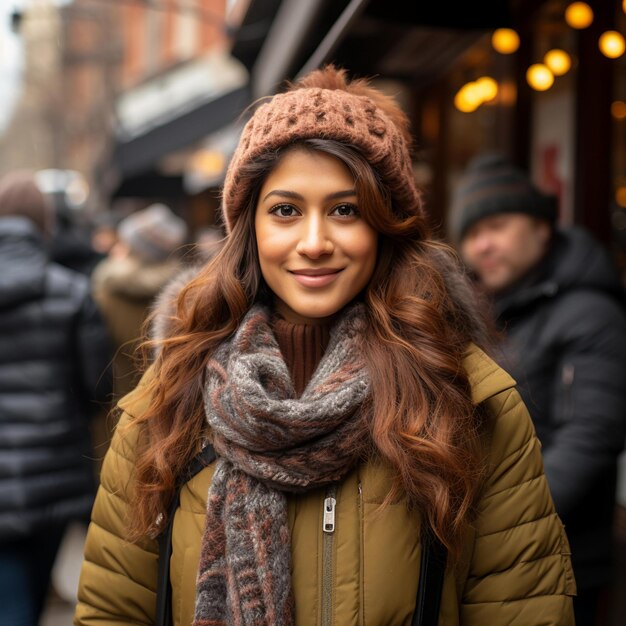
[1,0,626,624]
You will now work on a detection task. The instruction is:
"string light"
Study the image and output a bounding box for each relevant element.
[491,29,520,54]
[454,77,500,112]
[544,49,571,76]
[476,76,498,102]
[565,2,594,29]
[526,64,555,91]
[454,83,482,113]
[599,31,626,59]
[611,101,626,120]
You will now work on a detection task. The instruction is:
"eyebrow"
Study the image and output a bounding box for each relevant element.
[261,189,357,203]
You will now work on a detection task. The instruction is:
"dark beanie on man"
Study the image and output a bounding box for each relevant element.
[451,153,557,241]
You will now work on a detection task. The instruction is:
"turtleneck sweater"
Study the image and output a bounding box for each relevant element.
[272,316,331,397]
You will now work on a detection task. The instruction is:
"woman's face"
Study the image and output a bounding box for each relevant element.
[255,148,378,324]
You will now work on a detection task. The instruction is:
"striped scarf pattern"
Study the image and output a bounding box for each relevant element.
[193,303,370,626]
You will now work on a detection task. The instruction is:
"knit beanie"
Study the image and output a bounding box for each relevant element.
[451,153,557,241]
[117,203,188,263]
[221,66,422,232]
[0,170,53,235]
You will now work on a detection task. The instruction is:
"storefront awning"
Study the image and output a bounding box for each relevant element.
[112,53,250,179]
[113,85,249,178]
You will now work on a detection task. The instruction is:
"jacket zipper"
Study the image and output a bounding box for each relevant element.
[322,484,337,626]
[357,481,363,625]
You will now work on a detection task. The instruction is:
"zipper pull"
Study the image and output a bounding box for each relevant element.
[562,363,575,386]
[323,496,336,533]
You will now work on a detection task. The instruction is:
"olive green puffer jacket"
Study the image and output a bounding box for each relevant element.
[74,345,576,625]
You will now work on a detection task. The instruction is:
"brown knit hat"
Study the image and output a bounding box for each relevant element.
[0,170,53,235]
[221,66,422,232]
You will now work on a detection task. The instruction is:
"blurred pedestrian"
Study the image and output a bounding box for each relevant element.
[0,170,112,626]
[75,67,574,626]
[91,203,188,400]
[49,201,105,276]
[454,153,626,626]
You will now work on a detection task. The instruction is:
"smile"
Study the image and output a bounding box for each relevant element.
[289,268,344,288]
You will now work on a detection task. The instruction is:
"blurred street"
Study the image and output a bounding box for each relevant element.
[41,596,74,626]
[39,522,87,626]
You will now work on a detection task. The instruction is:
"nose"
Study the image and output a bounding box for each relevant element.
[295,214,334,258]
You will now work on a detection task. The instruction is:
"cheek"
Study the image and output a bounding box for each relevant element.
[460,240,476,263]
[350,234,377,285]
[255,217,290,271]
[338,226,378,263]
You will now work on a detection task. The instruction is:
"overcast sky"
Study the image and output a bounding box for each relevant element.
[0,0,25,132]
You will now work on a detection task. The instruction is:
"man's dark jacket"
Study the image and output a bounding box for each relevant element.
[494,227,626,591]
[0,217,112,540]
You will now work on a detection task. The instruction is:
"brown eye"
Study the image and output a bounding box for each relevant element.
[270,204,299,217]
[331,203,359,217]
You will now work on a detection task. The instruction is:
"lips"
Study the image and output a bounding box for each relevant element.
[289,268,343,288]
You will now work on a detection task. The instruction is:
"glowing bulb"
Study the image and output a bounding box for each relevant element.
[476,76,498,102]
[616,186,626,208]
[454,83,482,113]
[526,64,555,91]
[611,101,626,120]
[599,31,626,59]
[544,49,571,76]
[565,2,594,29]
[492,28,520,54]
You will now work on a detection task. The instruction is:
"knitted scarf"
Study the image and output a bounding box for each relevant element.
[193,303,371,626]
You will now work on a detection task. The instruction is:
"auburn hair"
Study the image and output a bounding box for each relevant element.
[128,67,491,561]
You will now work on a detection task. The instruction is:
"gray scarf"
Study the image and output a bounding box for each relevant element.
[194,303,371,626]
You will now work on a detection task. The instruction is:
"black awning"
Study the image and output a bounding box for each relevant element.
[230,0,283,71]
[364,1,512,30]
[112,171,184,199]
[113,85,250,178]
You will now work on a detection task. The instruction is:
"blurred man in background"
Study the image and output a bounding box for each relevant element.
[453,154,626,626]
[0,170,111,626]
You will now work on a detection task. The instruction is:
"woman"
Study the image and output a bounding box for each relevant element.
[74,67,575,626]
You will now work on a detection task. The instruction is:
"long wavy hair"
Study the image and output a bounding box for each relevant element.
[128,68,492,561]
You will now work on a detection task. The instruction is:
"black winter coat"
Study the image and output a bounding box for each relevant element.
[494,227,626,590]
[0,217,112,541]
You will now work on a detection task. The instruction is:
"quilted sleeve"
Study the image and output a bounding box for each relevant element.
[461,388,576,625]
[73,406,159,625]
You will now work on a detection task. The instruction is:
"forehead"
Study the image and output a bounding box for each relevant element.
[260,148,355,193]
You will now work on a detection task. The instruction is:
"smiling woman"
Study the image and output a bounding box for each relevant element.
[75,66,576,626]
[255,148,377,323]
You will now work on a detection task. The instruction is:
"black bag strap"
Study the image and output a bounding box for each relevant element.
[155,444,216,626]
[412,531,448,626]
[155,448,447,626]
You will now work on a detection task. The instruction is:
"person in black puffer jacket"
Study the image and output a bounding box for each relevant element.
[454,154,626,626]
[0,170,112,626]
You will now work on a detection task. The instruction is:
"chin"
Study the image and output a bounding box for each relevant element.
[296,306,339,319]
[484,277,512,293]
